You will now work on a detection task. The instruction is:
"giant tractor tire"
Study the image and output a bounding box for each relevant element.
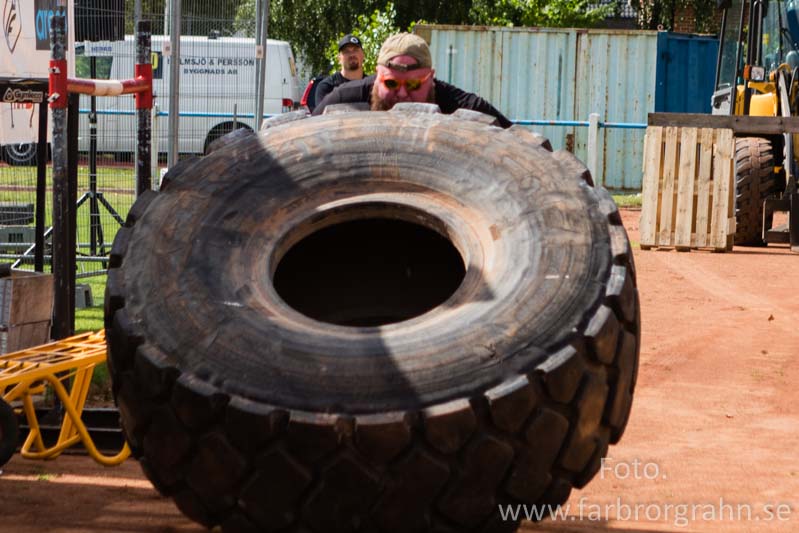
[0,398,19,468]
[105,104,640,533]
[734,137,779,246]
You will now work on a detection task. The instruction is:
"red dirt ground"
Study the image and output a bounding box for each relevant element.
[1,207,797,532]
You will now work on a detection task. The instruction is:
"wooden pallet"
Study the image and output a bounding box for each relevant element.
[639,126,735,252]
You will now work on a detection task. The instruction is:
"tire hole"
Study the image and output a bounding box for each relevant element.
[273,218,465,327]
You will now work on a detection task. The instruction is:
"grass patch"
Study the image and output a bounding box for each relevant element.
[75,304,104,334]
[612,193,642,208]
[0,163,134,188]
[0,164,135,250]
[75,274,107,333]
[75,274,112,403]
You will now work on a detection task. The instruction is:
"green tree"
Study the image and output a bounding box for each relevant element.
[632,0,719,33]
[391,0,472,30]
[234,0,474,77]
[233,0,634,77]
[235,0,386,75]
[324,3,402,75]
[470,0,616,28]
[122,0,249,35]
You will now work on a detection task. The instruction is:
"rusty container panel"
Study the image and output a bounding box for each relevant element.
[426,26,503,103]
[574,30,657,189]
[498,28,579,153]
[418,25,658,190]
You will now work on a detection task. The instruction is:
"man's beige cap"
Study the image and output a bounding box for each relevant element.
[377,33,432,70]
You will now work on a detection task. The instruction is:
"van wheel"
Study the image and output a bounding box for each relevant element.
[106,107,640,532]
[0,399,18,468]
[3,143,38,166]
[203,123,252,155]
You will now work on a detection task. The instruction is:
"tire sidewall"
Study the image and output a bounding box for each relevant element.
[0,399,18,467]
[119,111,614,414]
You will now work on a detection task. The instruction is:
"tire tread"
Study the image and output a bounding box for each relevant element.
[105,122,640,532]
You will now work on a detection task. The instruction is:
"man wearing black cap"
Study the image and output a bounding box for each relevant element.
[313,33,511,128]
[314,34,366,106]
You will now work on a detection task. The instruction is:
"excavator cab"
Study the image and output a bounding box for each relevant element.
[710,0,799,248]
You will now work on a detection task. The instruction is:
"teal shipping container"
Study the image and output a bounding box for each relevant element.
[415,25,659,190]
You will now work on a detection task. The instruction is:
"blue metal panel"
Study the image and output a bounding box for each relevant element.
[427,26,579,149]
[655,32,719,113]
[498,29,579,155]
[574,31,657,189]
[421,25,658,190]
[428,28,502,103]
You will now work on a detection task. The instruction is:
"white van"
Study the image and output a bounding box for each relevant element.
[77,35,302,156]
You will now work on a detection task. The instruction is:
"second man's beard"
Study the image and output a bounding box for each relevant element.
[345,60,361,71]
[370,82,436,111]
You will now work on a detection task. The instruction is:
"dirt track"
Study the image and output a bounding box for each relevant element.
[1,208,797,532]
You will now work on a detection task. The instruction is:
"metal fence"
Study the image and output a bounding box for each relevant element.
[0,0,291,277]
[3,12,664,280]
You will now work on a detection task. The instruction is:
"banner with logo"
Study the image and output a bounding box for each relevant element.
[1,0,75,144]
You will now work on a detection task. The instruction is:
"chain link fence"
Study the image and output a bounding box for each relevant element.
[1,0,299,277]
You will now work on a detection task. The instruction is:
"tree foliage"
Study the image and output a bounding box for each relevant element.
[119,0,631,79]
[470,0,617,28]
[632,0,719,33]
[389,0,472,30]
[235,0,388,75]
[124,0,244,36]
[324,3,403,75]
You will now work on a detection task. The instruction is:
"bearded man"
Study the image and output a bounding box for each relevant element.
[313,32,512,128]
[314,34,367,105]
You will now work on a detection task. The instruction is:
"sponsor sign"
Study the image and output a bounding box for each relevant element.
[83,39,112,56]
[0,79,47,147]
[34,0,69,50]
[1,0,74,144]
[2,86,46,104]
[152,50,162,79]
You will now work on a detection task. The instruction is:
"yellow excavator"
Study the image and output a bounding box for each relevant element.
[651,0,799,251]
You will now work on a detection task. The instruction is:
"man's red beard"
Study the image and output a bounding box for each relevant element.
[370,82,436,111]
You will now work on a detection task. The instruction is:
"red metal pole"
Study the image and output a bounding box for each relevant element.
[134,63,153,110]
[48,59,68,110]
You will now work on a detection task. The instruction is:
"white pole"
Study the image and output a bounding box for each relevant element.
[167,0,181,167]
[163,0,170,37]
[587,112,600,185]
[254,0,269,130]
[151,104,159,189]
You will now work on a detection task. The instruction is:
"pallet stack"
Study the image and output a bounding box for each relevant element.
[639,126,735,252]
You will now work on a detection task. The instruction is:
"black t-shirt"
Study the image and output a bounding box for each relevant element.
[312,74,512,129]
[314,72,364,107]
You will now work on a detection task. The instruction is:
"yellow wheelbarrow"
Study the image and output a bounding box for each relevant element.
[0,330,129,467]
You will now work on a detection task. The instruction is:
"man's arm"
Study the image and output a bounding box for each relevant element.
[313,77,337,108]
[312,76,376,116]
[434,80,513,129]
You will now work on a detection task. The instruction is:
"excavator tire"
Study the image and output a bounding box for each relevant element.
[105,105,640,532]
[734,137,777,246]
[0,398,19,468]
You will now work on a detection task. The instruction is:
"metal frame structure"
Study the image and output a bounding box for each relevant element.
[0,79,50,272]
[0,330,129,466]
[47,16,153,338]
